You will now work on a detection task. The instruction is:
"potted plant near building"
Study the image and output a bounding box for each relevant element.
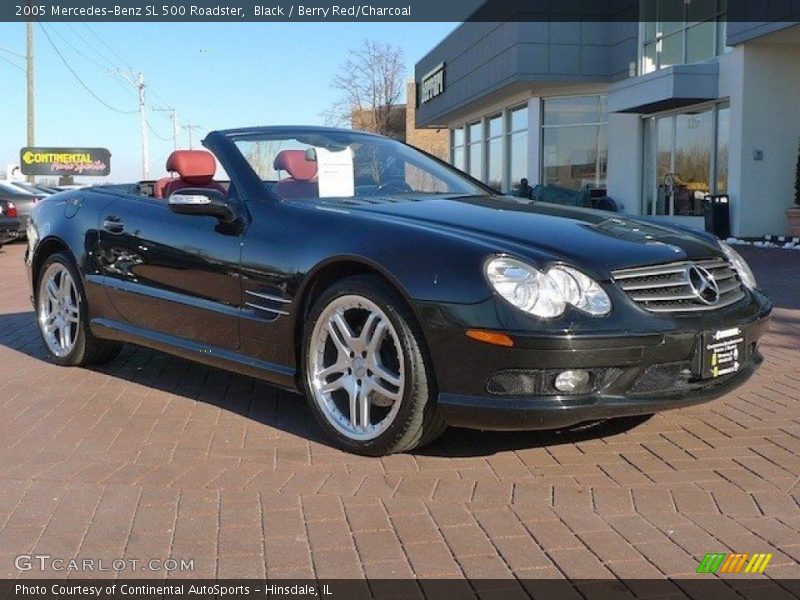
[788,138,800,236]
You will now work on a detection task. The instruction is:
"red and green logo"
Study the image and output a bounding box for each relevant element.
[697,553,772,574]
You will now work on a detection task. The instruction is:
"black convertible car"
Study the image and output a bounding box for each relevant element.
[25,126,771,455]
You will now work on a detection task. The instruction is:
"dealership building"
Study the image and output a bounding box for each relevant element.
[414,10,800,237]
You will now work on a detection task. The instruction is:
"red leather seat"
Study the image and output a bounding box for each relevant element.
[272,150,318,199]
[153,177,171,199]
[156,150,226,199]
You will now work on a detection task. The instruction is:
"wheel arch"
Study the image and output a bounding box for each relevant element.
[292,256,430,386]
[31,236,72,300]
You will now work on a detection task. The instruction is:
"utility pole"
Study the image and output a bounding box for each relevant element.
[136,72,149,179]
[182,124,202,150]
[115,70,149,179]
[26,21,35,183]
[155,106,179,150]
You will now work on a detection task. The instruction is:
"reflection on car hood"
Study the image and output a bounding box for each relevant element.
[319,194,724,273]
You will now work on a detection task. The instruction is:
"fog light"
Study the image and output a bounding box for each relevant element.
[554,370,590,393]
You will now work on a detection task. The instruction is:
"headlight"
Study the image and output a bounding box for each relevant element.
[547,265,613,316]
[718,241,757,290]
[485,257,611,318]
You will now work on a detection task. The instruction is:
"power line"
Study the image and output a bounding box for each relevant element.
[0,46,26,59]
[81,23,133,71]
[48,24,113,72]
[147,119,172,142]
[39,23,137,115]
[76,22,179,136]
[65,23,117,69]
[0,53,25,74]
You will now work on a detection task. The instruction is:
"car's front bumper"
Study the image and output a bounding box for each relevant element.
[419,293,772,431]
[437,356,762,430]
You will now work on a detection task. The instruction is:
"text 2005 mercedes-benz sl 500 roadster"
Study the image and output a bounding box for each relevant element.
[25,126,772,455]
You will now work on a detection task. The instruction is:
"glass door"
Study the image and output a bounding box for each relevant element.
[642,103,728,218]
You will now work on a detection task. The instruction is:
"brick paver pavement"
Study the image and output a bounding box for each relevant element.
[0,242,798,586]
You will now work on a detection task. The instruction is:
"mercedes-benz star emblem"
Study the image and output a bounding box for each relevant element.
[687,265,720,305]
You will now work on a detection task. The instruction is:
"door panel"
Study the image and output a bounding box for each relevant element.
[97,195,242,350]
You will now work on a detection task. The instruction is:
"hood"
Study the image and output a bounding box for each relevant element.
[320,195,723,275]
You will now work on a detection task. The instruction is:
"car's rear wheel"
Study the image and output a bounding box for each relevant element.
[36,252,122,366]
[303,275,446,455]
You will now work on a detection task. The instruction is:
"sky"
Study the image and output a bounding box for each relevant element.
[0,22,457,181]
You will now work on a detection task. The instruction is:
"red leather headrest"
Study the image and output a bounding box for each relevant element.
[166,150,217,185]
[274,150,317,182]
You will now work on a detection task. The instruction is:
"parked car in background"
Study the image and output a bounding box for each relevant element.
[0,199,21,249]
[34,185,61,195]
[6,180,55,197]
[25,126,772,455]
[0,181,43,237]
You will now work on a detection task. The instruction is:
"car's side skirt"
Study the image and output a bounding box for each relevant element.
[90,317,299,392]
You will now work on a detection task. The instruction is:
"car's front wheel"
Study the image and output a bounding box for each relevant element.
[36,252,122,366]
[303,275,446,455]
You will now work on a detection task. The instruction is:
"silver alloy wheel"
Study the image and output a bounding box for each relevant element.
[308,295,405,441]
[38,263,80,358]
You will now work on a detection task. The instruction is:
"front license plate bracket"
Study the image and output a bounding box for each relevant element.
[699,326,745,379]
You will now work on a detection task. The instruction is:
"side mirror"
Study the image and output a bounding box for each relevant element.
[167,189,234,223]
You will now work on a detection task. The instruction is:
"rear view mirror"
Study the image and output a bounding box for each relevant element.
[168,189,234,223]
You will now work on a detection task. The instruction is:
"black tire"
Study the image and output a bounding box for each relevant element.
[302,275,446,455]
[36,252,122,367]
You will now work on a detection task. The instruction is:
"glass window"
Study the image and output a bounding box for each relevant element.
[452,127,464,147]
[452,146,465,171]
[659,32,683,69]
[486,115,503,192]
[542,95,608,191]
[468,121,483,142]
[716,104,729,194]
[543,96,603,126]
[673,110,713,216]
[644,103,728,216]
[543,126,607,191]
[488,115,503,138]
[656,117,673,187]
[467,121,483,179]
[509,133,527,193]
[509,106,527,133]
[507,106,528,193]
[686,21,716,63]
[643,41,658,74]
[640,1,726,74]
[451,127,465,171]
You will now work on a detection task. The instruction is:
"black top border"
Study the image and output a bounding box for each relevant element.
[2,0,800,23]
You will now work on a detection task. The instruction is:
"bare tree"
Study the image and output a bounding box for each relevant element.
[323,40,406,136]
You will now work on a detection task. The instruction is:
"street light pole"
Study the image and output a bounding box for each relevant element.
[26,21,35,183]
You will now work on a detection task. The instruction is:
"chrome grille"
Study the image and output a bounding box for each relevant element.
[612,259,746,313]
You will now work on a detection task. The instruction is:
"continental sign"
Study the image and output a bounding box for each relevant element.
[697,552,772,574]
[20,147,111,177]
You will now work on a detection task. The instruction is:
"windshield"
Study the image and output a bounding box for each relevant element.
[232,130,488,201]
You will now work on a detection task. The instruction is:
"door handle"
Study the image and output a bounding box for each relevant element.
[103,216,124,234]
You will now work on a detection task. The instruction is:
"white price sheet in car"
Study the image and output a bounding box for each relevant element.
[315,146,355,198]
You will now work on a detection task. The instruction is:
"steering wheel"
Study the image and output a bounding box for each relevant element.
[374,177,413,195]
